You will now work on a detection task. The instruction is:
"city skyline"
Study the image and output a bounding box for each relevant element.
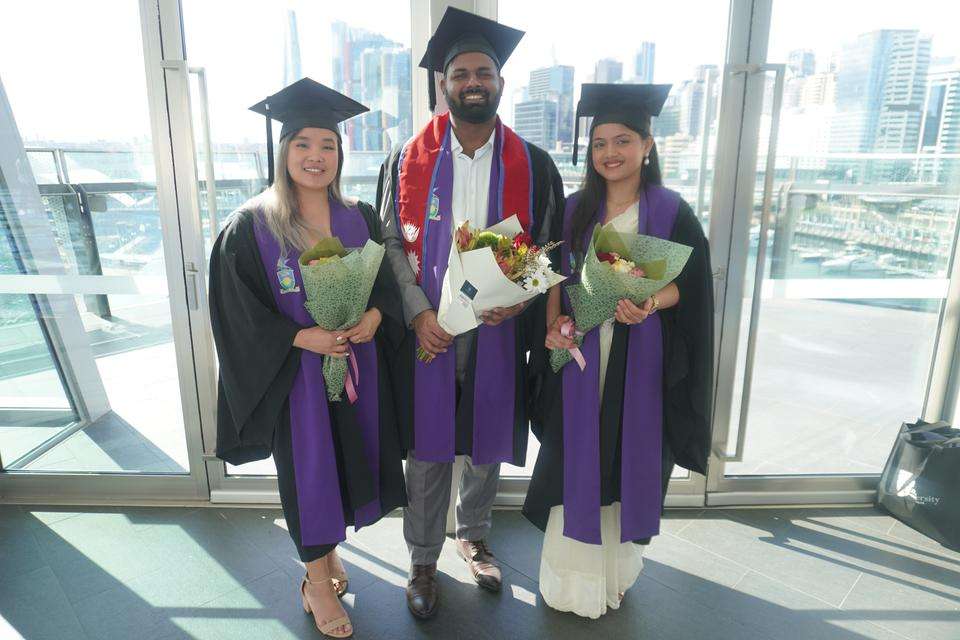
[4,0,959,173]
[330,19,412,153]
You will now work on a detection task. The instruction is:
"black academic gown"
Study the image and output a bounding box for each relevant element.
[376,141,566,466]
[209,200,407,562]
[522,199,714,544]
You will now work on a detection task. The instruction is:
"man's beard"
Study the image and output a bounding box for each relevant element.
[444,87,501,124]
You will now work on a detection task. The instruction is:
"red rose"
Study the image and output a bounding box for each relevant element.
[596,252,617,264]
[512,232,533,250]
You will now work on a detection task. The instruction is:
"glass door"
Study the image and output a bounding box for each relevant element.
[707,0,960,503]
[0,0,210,500]
[169,0,416,499]
[494,0,744,505]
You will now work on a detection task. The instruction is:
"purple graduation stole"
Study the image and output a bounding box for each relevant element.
[253,198,382,545]
[402,120,533,465]
[560,185,680,544]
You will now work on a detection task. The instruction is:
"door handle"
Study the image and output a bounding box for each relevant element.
[185,261,200,311]
[716,63,786,462]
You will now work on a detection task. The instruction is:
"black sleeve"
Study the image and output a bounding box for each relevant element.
[357,200,405,350]
[209,211,302,463]
[662,201,714,475]
[524,145,567,431]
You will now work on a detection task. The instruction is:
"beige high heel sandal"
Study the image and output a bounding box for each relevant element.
[328,549,349,598]
[300,574,353,638]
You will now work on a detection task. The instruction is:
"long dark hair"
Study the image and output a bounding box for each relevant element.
[570,119,662,254]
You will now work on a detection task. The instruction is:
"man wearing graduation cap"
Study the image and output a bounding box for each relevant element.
[376,7,564,619]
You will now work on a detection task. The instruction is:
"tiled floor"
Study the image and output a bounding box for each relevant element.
[1,505,958,639]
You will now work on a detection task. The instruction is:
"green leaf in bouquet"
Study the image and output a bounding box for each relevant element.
[595,225,632,258]
[297,238,386,401]
[638,258,667,281]
[549,224,693,373]
[299,237,348,265]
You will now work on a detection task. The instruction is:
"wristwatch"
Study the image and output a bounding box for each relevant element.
[650,294,661,314]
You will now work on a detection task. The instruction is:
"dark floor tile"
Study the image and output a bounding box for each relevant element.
[157,570,317,640]
[72,578,191,640]
[658,508,706,535]
[0,566,88,640]
[886,519,960,557]
[4,504,959,640]
[677,510,863,606]
[485,510,544,580]
[0,506,47,581]
[345,570,495,640]
[706,569,907,640]
[722,508,960,603]
[643,533,749,599]
[606,573,770,640]
[840,571,960,640]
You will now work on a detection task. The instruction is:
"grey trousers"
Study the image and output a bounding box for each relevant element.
[403,331,501,565]
[403,454,501,565]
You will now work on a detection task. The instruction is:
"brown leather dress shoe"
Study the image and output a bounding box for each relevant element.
[455,539,502,592]
[406,563,439,619]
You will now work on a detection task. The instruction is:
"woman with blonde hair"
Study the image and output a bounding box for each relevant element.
[209,78,406,638]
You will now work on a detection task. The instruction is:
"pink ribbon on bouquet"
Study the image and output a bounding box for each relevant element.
[560,320,587,371]
[344,344,360,404]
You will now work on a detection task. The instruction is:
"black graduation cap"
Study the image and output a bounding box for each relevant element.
[418,7,524,111]
[249,78,368,184]
[572,83,672,165]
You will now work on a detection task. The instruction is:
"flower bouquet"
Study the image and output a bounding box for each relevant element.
[550,223,692,372]
[418,215,564,362]
[298,236,385,401]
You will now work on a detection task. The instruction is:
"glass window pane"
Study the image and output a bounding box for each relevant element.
[499,0,730,477]
[724,0,960,476]
[0,1,191,474]
[180,0,413,476]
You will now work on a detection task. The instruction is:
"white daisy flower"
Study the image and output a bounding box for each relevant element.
[402,222,420,243]
[523,268,550,294]
[406,250,420,276]
[536,252,552,269]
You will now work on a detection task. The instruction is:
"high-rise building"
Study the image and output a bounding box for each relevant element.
[528,65,574,144]
[830,30,932,157]
[331,21,411,151]
[594,58,623,84]
[800,72,837,108]
[634,42,656,83]
[917,63,960,183]
[514,99,558,150]
[282,10,302,86]
[788,49,816,78]
[655,93,681,138]
[674,66,717,138]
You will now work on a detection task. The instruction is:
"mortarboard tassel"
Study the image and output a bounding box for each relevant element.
[572,108,582,166]
[265,112,275,185]
[427,69,437,113]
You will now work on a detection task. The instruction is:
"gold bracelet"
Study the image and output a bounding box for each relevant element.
[650,294,660,314]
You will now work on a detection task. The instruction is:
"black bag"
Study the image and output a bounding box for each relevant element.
[876,419,960,550]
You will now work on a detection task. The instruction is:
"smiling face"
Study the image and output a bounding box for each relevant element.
[590,122,654,183]
[441,51,504,124]
[284,127,339,192]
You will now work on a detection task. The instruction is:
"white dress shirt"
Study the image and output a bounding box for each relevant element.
[450,127,496,230]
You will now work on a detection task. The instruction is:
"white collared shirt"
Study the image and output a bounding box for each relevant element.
[450,127,496,230]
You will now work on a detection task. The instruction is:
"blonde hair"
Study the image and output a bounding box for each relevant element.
[258,131,351,257]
